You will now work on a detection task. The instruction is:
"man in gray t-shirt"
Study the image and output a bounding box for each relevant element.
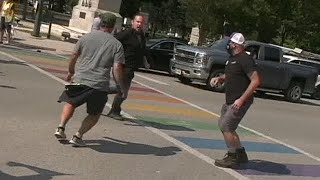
[54,13,127,147]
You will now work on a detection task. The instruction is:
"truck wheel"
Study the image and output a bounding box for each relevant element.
[178,76,191,84]
[312,85,320,100]
[285,82,303,102]
[207,69,225,92]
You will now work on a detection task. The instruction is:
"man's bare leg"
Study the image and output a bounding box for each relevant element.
[222,131,242,152]
[75,114,100,138]
[59,103,76,128]
[69,114,100,147]
[54,103,75,140]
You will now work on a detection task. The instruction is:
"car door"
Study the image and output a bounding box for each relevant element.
[255,46,286,89]
[150,41,174,72]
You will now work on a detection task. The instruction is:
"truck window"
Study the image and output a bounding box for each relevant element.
[264,47,280,62]
[245,45,260,59]
[157,42,174,50]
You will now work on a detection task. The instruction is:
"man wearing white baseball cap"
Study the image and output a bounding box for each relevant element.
[210,32,261,168]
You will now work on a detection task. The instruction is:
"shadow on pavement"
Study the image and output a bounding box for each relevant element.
[0,85,17,89]
[86,137,181,156]
[238,159,320,177]
[124,117,195,132]
[101,115,195,132]
[0,59,26,66]
[0,161,71,180]
[10,41,56,52]
[238,160,290,175]
[12,38,25,41]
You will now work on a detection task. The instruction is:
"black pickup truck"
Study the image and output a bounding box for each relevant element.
[170,38,318,102]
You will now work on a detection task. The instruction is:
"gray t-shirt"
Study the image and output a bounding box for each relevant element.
[73,31,125,92]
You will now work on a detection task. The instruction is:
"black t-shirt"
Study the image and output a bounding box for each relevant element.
[114,29,146,69]
[224,52,257,105]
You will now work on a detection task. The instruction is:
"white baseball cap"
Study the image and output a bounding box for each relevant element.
[230,32,245,45]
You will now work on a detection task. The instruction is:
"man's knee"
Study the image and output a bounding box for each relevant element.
[218,119,228,132]
[64,102,76,110]
[218,118,237,132]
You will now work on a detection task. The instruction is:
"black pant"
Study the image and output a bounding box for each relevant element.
[110,67,135,114]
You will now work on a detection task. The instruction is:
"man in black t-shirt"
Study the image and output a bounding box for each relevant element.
[107,14,150,120]
[210,33,261,168]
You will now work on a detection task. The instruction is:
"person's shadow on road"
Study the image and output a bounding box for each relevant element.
[238,159,320,178]
[86,137,181,156]
[0,161,71,180]
[237,160,291,175]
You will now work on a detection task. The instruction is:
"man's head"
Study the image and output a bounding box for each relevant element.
[227,32,245,56]
[99,13,117,33]
[131,14,145,33]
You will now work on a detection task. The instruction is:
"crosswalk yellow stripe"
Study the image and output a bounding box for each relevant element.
[124,103,219,119]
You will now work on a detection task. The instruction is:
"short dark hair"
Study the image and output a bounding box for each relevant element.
[132,13,144,20]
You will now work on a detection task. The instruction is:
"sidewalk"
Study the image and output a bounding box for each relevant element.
[8,20,77,56]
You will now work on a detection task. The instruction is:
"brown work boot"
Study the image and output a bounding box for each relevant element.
[236,147,249,163]
[214,152,239,169]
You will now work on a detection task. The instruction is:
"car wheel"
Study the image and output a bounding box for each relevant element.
[178,76,191,84]
[312,85,320,100]
[285,82,303,102]
[206,69,225,92]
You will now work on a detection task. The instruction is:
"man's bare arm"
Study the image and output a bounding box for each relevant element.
[113,61,127,98]
[65,52,80,82]
[239,71,261,102]
[68,53,80,74]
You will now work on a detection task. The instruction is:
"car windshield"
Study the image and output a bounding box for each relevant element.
[208,38,230,50]
[146,39,161,47]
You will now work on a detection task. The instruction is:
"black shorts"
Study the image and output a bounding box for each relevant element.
[58,85,108,115]
[0,16,11,32]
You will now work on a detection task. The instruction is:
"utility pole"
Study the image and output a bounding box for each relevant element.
[22,0,28,20]
[32,0,43,37]
[47,1,53,39]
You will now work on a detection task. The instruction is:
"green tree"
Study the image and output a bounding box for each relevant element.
[120,0,141,18]
[182,0,220,45]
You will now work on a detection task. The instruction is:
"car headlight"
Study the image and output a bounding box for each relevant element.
[196,53,209,65]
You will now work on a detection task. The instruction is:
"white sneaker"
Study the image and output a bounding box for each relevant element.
[69,135,86,147]
[54,127,66,140]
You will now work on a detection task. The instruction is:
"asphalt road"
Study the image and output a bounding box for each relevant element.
[0,46,319,180]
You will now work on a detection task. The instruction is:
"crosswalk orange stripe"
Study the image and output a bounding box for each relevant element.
[128,94,183,104]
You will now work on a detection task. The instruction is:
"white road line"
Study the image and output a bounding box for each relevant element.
[0,50,250,180]
[132,79,320,163]
[135,73,169,86]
